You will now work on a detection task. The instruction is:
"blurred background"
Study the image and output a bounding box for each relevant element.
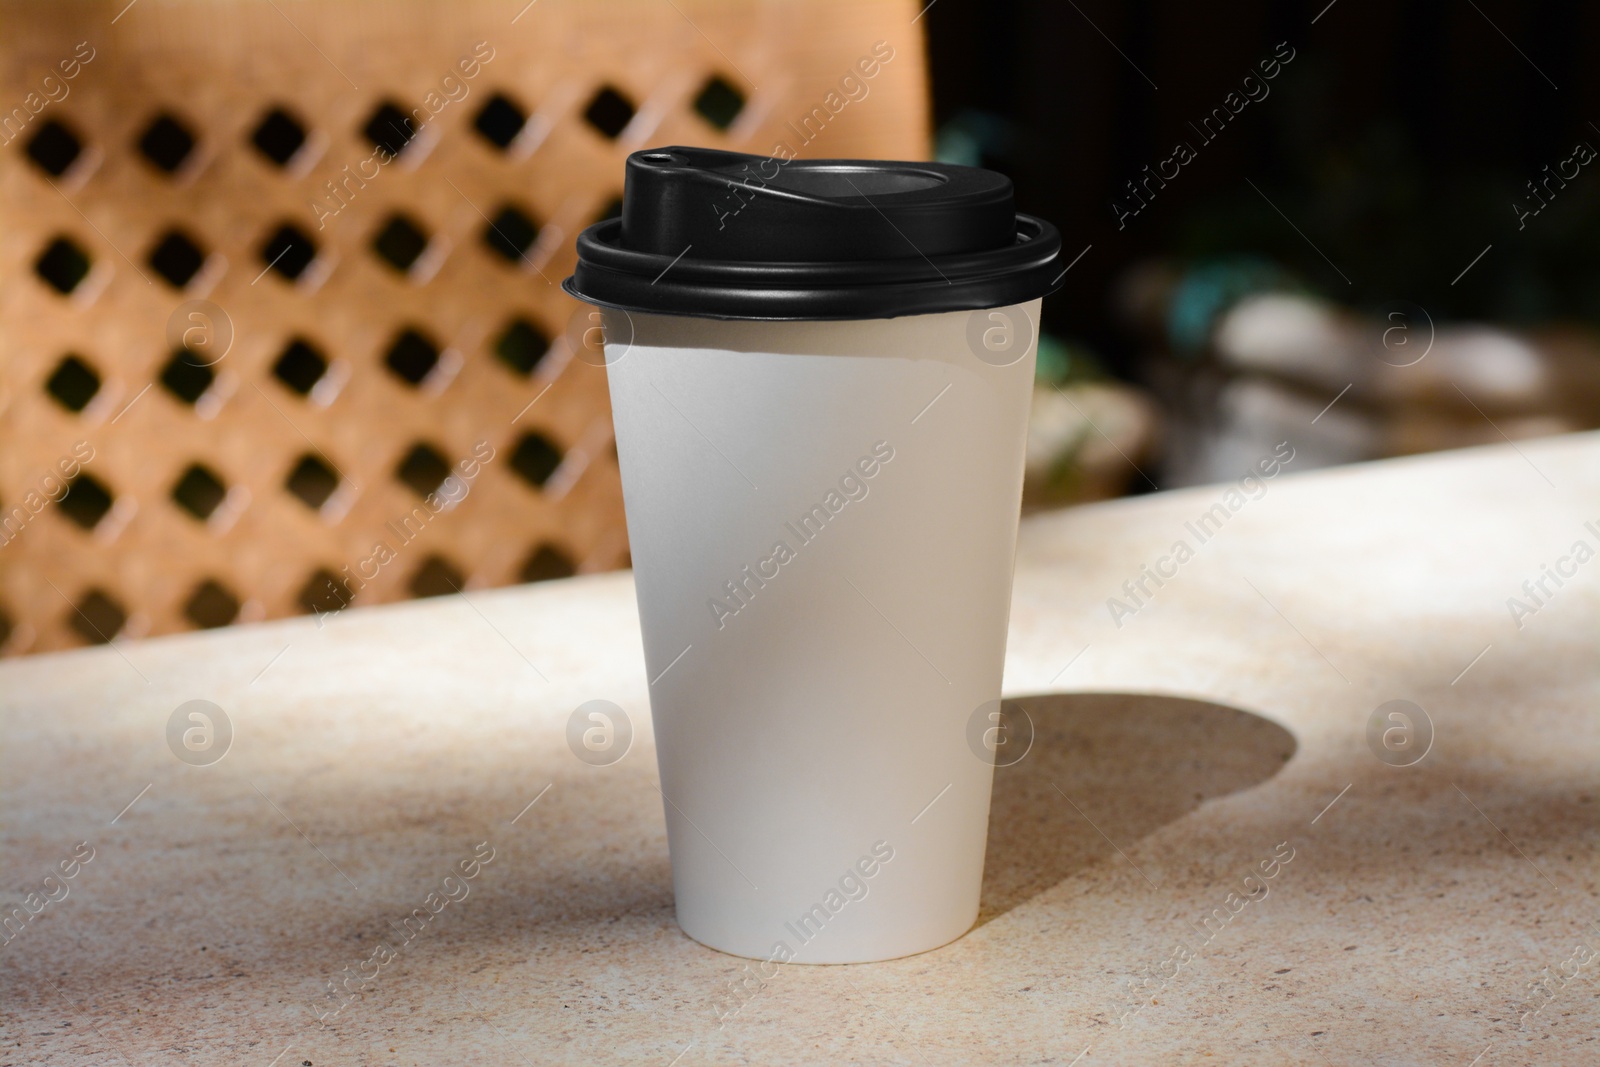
[3,0,1597,655]
[930,0,1600,499]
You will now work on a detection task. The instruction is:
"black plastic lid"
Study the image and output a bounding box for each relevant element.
[563,146,1064,321]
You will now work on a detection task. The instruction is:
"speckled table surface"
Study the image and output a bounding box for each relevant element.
[4,434,1598,1066]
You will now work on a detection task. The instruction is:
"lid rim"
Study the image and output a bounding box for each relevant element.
[567,213,1065,321]
[558,276,1057,322]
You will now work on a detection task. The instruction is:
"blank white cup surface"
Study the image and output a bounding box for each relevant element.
[603,300,1040,964]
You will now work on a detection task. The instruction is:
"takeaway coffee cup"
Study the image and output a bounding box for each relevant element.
[566,147,1063,963]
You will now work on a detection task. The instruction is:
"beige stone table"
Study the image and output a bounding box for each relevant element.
[4,434,1597,1066]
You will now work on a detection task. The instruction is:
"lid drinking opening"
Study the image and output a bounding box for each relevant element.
[740,165,947,198]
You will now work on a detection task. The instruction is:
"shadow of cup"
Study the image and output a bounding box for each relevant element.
[980,692,1296,924]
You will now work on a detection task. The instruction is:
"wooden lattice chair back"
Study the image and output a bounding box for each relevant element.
[0,0,929,654]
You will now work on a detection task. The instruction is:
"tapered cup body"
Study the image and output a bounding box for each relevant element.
[603,301,1039,963]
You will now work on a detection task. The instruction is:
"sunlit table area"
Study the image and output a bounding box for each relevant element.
[5,434,1595,1065]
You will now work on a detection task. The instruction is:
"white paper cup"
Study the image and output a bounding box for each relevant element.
[602,300,1039,963]
[566,145,1063,961]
